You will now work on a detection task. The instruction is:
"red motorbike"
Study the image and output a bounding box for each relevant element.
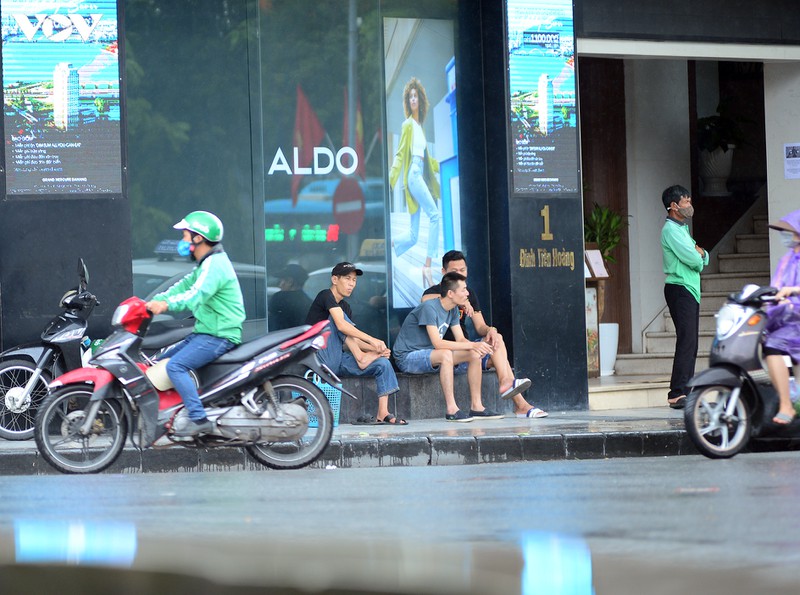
[34,296,350,474]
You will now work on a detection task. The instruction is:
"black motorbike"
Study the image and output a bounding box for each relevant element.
[684,284,799,458]
[0,260,97,440]
[0,260,192,441]
[34,295,351,474]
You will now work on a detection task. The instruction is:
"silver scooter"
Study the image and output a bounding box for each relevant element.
[684,284,799,459]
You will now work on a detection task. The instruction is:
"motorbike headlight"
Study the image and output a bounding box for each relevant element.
[111,303,130,327]
[715,304,747,340]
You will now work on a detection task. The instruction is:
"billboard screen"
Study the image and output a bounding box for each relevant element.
[506,0,578,194]
[2,0,122,194]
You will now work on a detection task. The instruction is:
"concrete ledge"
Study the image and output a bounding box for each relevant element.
[0,408,698,475]
[339,371,501,423]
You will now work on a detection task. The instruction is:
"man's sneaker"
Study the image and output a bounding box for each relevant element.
[445,410,473,422]
[173,417,214,437]
[469,409,505,420]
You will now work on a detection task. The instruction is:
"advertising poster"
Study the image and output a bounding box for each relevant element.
[384,17,460,308]
[506,0,578,194]
[2,0,122,194]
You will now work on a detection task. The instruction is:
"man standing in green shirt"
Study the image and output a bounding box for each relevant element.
[660,185,709,409]
[146,211,246,436]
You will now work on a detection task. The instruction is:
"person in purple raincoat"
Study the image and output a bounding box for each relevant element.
[764,209,800,425]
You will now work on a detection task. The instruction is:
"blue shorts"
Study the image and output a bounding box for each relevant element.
[396,345,492,375]
[396,349,436,374]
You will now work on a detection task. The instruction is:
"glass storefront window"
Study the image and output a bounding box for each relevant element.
[125,0,487,344]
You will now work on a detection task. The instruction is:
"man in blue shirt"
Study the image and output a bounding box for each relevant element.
[394,272,501,422]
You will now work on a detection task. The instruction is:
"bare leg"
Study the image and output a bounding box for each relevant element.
[467,354,484,411]
[453,350,484,411]
[488,340,536,414]
[430,350,458,414]
[376,394,390,420]
[767,354,794,423]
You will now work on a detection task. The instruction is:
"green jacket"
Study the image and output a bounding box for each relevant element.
[661,217,709,303]
[153,247,246,343]
[389,117,440,215]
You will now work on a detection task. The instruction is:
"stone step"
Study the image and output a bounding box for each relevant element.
[588,375,670,410]
[735,233,769,254]
[663,311,717,333]
[753,214,769,235]
[613,352,709,376]
[701,272,770,293]
[718,252,770,273]
[644,330,715,354]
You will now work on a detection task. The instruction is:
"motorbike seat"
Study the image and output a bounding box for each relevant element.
[214,325,312,364]
[142,326,193,351]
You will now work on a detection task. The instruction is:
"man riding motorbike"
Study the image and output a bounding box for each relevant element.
[145,210,246,437]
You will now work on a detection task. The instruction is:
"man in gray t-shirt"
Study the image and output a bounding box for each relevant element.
[393,272,502,423]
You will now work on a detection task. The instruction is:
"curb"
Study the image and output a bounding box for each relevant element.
[0,429,696,476]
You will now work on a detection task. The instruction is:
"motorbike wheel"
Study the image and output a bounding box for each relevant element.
[246,375,333,470]
[0,359,52,441]
[684,385,751,459]
[34,386,128,474]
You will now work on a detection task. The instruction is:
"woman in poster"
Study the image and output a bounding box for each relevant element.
[389,77,441,288]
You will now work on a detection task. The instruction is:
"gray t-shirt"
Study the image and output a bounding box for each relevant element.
[393,298,459,362]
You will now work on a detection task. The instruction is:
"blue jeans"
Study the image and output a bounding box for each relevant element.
[318,315,399,397]
[162,333,235,420]
[394,156,440,260]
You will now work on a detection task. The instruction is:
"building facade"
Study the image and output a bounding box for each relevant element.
[1,1,799,410]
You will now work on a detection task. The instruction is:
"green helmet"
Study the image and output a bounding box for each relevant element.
[173,210,223,242]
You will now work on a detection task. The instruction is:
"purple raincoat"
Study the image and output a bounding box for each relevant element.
[763,209,800,362]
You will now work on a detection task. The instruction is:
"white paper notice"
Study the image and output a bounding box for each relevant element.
[784,143,800,179]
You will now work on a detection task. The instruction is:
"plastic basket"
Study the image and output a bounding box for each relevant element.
[299,372,341,428]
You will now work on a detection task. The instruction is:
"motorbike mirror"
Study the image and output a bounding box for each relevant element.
[78,258,89,289]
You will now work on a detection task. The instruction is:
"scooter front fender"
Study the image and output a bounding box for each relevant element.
[49,367,115,401]
[687,364,744,390]
[0,344,47,365]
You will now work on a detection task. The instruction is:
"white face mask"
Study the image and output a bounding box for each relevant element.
[780,230,800,248]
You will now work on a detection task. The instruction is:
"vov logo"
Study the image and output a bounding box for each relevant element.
[13,13,103,42]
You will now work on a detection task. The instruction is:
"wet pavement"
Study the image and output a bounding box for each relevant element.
[0,407,694,475]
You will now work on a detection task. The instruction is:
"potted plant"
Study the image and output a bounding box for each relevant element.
[696,104,747,196]
[584,202,628,376]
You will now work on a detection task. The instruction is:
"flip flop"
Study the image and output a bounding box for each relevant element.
[668,396,686,409]
[380,414,408,425]
[772,412,796,425]
[516,407,548,418]
[500,378,532,400]
[352,415,383,425]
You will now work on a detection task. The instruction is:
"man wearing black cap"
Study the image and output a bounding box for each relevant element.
[305,262,406,425]
[269,263,312,330]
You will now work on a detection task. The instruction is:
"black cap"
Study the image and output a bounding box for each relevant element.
[331,262,363,277]
[277,263,308,285]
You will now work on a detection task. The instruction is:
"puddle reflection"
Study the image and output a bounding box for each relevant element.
[8,519,598,594]
[14,520,137,566]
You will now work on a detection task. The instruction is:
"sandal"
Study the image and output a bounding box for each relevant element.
[352,415,383,425]
[668,396,686,409]
[380,414,408,425]
[772,412,796,425]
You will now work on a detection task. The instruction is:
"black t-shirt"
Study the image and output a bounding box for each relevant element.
[422,283,481,341]
[305,288,353,325]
